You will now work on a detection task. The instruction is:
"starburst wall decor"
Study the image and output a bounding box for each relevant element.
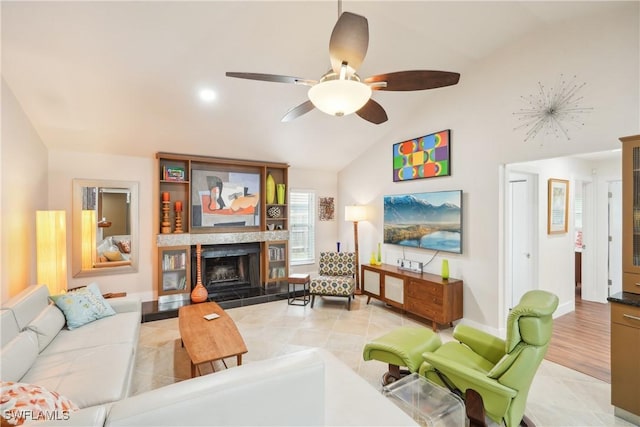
[513,75,593,144]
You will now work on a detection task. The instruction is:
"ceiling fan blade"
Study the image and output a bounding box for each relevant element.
[365,71,460,91]
[329,12,369,75]
[226,72,316,86]
[281,100,315,122]
[356,99,388,124]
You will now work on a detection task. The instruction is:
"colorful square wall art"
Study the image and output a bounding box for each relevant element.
[392,129,451,182]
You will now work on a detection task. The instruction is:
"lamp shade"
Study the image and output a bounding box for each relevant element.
[36,210,67,295]
[308,79,372,117]
[345,205,367,222]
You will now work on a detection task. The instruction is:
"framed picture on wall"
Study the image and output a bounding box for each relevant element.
[191,168,261,230]
[392,129,451,182]
[547,178,569,234]
[318,197,335,221]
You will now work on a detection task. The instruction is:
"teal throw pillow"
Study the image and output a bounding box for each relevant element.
[50,282,116,330]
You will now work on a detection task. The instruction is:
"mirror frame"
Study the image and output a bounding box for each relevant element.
[72,179,139,277]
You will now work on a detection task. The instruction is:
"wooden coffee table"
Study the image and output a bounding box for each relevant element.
[178,301,247,378]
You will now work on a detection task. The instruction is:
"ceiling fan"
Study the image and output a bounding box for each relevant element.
[226,6,460,125]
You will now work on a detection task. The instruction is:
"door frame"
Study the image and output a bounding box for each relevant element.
[608,180,623,296]
[500,166,539,333]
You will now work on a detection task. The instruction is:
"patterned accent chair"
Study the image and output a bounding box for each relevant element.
[310,252,356,310]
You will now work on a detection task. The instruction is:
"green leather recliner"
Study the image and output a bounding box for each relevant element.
[419,290,559,427]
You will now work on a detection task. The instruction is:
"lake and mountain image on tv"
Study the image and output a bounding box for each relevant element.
[384,190,462,253]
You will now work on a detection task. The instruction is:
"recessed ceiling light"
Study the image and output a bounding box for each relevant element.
[199,89,217,103]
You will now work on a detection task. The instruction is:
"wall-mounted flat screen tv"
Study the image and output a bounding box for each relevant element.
[383,190,462,254]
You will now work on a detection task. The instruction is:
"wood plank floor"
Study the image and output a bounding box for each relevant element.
[545,296,611,383]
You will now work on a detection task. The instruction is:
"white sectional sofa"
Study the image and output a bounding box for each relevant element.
[1,285,417,426]
[1,284,141,409]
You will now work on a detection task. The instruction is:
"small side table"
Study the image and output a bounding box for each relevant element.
[288,273,310,306]
[383,373,465,426]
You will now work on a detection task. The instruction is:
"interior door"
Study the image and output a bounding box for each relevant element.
[580,180,596,301]
[508,172,536,308]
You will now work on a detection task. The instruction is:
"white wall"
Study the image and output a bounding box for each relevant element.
[1,79,49,301]
[47,150,155,300]
[338,5,639,332]
[288,167,338,275]
[42,158,336,300]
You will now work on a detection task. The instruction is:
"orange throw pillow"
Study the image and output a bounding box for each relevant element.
[1,382,78,425]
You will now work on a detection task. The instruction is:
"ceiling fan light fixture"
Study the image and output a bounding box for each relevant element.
[308,76,371,117]
[226,9,459,124]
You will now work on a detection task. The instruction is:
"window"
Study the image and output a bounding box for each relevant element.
[289,190,315,265]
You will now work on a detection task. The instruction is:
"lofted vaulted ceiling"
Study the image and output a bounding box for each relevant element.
[1,1,622,171]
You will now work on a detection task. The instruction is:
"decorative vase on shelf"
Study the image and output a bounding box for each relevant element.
[267,206,281,218]
[441,259,449,280]
[376,243,382,265]
[191,244,208,303]
[266,174,275,204]
[370,252,377,265]
[276,184,285,205]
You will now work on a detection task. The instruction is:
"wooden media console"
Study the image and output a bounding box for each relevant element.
[361,263,463,331]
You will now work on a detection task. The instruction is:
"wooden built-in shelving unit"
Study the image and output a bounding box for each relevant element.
[155,153,290,297]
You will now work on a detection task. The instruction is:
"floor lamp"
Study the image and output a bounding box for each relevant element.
[36,210,68,295]
[345,205,367,294]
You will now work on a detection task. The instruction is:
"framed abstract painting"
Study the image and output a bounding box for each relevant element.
[190,168,261,231]
[392,129,451,182]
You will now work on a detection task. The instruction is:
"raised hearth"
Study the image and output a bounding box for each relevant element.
[142,282,291,322]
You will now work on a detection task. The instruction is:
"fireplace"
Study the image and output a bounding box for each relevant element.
[192,242,261,300]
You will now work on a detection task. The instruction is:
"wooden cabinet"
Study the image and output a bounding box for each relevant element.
[611,135,640,421]
[621,135,640,293]
[158,246,191,297]
[610,302,640,416]
[362,263,463,331]
[264,240,288,285]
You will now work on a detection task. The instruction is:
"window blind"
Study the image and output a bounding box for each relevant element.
[289,190,315,265]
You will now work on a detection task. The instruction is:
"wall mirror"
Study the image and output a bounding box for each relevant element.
[72,179,139,277]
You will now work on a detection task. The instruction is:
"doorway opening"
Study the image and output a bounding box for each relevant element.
[501,149,621,327]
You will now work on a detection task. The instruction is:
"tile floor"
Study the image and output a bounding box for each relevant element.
[133,295,635,427]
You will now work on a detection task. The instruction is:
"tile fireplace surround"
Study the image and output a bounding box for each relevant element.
[156,230,289,247]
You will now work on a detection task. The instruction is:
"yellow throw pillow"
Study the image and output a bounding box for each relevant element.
[103,251,122,261]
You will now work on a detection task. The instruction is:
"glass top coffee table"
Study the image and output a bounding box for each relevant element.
[383,373,465,427]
